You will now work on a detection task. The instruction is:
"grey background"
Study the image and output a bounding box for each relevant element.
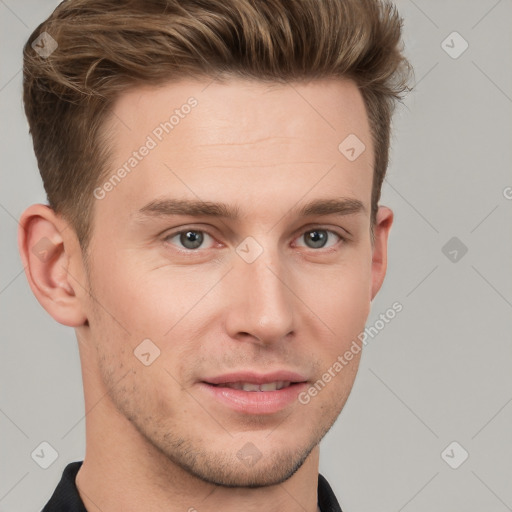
[1,0,511,511]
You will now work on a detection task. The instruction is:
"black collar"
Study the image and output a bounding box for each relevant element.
[42,461,342,512]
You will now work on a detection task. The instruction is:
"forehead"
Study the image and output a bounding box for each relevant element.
[108,76,371,151]
[95,77,373,225]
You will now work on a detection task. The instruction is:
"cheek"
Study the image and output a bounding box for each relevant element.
[87,252,184,336]
[306,251,372,342]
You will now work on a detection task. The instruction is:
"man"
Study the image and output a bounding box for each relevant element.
[19,0,410,510]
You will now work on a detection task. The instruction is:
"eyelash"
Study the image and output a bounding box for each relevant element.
[162,226,348,254]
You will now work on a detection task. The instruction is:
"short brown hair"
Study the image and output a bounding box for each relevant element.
[23,0,410,253]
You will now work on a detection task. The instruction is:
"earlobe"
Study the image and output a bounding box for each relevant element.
[370,205,394,301]
[18,204,88,327]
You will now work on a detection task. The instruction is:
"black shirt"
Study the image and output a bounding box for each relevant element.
[41,461,343,511]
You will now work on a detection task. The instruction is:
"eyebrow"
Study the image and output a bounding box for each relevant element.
[136,197,366,221]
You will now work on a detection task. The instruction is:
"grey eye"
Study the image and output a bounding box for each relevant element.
[304,230,328,249]
[165,229,214,251]
[296,229,341,250]
[179,230,204,250]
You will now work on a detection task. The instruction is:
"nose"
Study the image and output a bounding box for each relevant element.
[224,243,295,346]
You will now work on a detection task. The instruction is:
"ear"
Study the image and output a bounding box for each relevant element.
[370,205,393,301]
[18,204,88,327]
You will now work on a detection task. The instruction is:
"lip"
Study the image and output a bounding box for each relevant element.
[199,370,309,415]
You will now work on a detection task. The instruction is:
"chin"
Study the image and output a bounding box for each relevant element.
[152,429,320,488]
[185,445,315,488]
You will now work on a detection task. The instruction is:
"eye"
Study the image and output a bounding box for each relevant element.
[164,229,216,251]
[162,226,346,253]
[295,228,344,250]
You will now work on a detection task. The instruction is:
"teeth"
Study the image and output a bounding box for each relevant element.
[219,381,292,391]
[242,383,261,391]
[259,382,278,391]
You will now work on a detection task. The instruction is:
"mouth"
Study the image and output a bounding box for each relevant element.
[201,370,308,389]
[199,371,309,414]
[208,380,295,391]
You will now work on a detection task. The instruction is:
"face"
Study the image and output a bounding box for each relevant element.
[80,77,388,487]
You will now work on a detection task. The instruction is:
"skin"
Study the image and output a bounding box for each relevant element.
[19,77,393,512]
